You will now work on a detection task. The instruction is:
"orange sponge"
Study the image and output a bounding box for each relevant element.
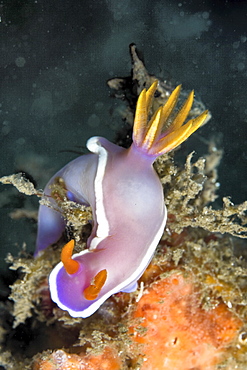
[32,346,121,370]
[130,272,242,369]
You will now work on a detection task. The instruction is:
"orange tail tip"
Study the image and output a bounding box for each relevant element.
[133,81,209,156]
[61,239,80,275]
[83,269,108,301]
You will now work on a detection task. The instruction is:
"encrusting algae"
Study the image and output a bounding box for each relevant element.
[0,44,247,369]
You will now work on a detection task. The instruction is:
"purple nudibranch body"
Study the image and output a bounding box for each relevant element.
[35,81,208,318]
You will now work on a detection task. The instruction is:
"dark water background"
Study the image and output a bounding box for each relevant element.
[0,0,246,285]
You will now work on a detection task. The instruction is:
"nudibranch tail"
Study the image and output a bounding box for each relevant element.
[61,239,80,275]
[133,81,208,157]
[83,269,108,300]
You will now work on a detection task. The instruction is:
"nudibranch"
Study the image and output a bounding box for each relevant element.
[35,81,208,318]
